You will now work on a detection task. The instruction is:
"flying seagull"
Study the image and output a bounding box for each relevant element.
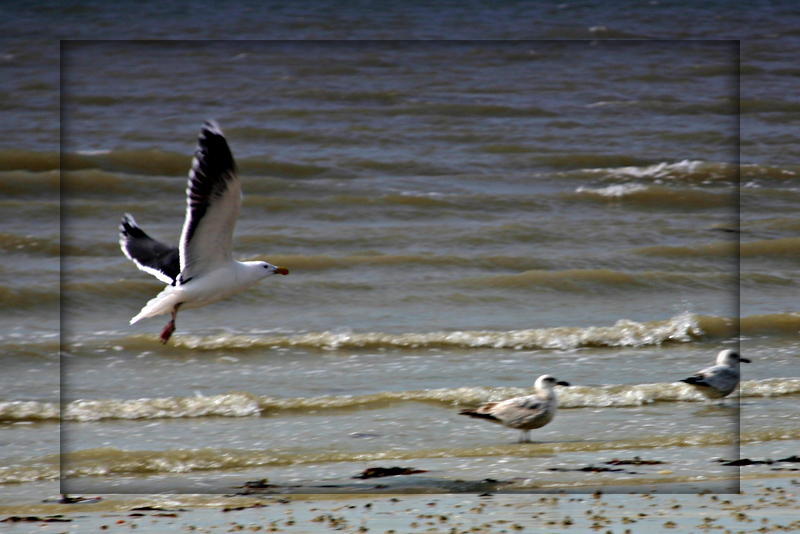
[120,120,289,344]
[680,349,750,399]
[459,374,570,443]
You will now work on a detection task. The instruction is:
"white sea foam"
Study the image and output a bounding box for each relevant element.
[575,183,648,197]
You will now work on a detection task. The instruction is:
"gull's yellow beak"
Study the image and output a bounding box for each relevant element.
[275,266,289,275]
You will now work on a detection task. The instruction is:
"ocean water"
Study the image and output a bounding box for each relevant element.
[2,7,800,499]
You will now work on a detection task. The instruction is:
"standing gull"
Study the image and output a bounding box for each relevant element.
[459,375,570,443]
[120,120,289,344]
[680,349,750,399]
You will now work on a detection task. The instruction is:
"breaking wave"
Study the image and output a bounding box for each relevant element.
[59,378,800,423]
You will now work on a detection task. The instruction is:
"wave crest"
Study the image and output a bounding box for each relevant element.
[0,401,60,422]
[59,378,799,423]
[165,313,704,352]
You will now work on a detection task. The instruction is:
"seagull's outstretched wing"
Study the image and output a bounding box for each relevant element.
[178,120,242,285]
[119,214,180,285]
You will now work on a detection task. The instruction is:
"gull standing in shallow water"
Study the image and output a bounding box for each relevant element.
[120,120,289,344]
[459,375,570,443]
[680,349,750,400]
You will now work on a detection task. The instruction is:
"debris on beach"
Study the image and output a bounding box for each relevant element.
[222,503,268,512]
[717,456,800,467]
[353,466,428,479]
[41,494,103,505]
[546,465,628,473]
[240,478,275,488]
[129,506,189,512]
[720,458,774,466]
[229,478,304,495]
[605,457,666,466]
[714,454,800,471]
[2,515,71,523]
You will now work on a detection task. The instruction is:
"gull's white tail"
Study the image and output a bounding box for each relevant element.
[130,286,183,324]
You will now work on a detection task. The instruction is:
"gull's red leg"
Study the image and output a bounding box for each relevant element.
[159,303,181,344]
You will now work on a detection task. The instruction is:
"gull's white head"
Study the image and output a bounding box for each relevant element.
[261,261,289,277]
[241,260,289,283]
[716,349,750,366]
[535,374,570,390]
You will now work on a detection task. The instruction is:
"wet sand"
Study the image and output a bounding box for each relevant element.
[3,475,798,533]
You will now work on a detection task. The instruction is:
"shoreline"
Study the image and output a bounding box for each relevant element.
[2,473,798,533]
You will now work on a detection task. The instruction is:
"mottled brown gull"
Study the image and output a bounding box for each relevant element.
[459,374,570,443]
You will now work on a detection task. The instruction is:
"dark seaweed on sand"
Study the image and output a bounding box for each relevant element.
[353,466,428,479]
[605,457,666,466]
[718,456,800,466]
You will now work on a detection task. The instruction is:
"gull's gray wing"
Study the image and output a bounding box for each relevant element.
[491,395,548,425]
[119,214,180,285]
[178,120,241,285]
[681,364,740,397]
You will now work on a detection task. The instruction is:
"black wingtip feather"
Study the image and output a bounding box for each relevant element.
[120,214,149,240]
[196,120,235,176]
[459,409,501,422]
[680,376,707,387]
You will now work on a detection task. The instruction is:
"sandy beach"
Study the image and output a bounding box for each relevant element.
[2,474,799,533]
